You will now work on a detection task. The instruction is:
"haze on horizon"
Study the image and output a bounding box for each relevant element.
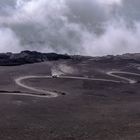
[0,0,140,56]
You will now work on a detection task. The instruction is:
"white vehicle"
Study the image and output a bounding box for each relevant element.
[52,74,59,78]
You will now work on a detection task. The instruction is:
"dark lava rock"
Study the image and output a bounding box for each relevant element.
[72,53,140,64]
[0,50,140,66]
[0,50,71,66]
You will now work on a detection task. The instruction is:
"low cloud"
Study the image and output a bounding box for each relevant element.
[0,0,140,56]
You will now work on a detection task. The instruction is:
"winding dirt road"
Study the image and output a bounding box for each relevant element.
[14,71,140,98]
[15,76,59,98]
[107,71,140,84]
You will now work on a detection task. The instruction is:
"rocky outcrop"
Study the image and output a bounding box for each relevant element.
[96,53,140,64]
[0,51,71,66]
[72,53,140,64]
[0,50,140,66]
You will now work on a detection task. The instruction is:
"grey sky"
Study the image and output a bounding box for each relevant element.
[0,0,140,55]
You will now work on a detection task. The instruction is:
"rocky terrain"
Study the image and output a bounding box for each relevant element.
[0,50,71,66]
[0,51,140,66]
[0,52,139,140]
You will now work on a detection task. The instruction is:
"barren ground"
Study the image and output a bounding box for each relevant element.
[0,57,140,140]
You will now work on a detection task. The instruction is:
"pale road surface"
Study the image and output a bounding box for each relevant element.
[107,71,140,84]
[13,71,140,98]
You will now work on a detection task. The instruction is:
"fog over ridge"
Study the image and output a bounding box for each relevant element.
[0,0,140,56]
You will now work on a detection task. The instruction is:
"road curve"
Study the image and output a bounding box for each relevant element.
[0,92,55,98]
[107,71,140,84]
[15,75,120,98]
[15,76,58,98]
[14,71,140,98]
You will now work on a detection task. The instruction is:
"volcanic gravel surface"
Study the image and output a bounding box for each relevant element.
[0,55,140,140]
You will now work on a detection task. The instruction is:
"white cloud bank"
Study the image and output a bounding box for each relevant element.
[98,0,122,5]
[0,28,21,53]
[0,0,140,56]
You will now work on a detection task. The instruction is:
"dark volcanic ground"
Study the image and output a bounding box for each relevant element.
[0,53,140,140]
